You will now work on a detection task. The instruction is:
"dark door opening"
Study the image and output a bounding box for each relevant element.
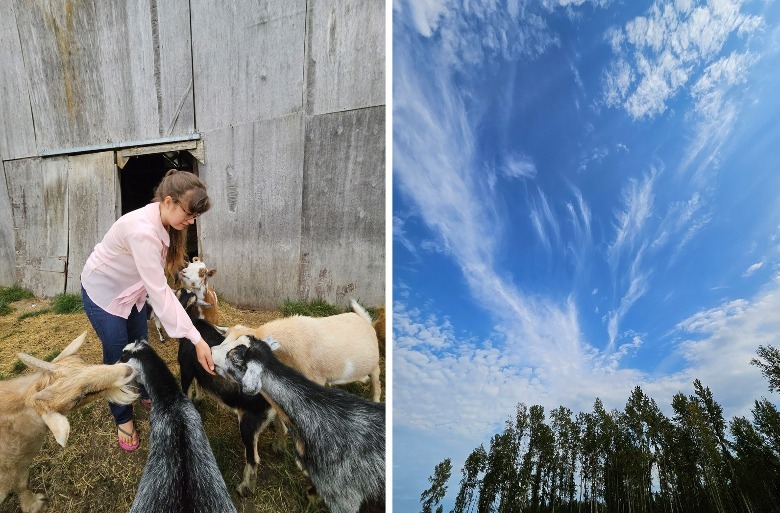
[119,152,200,260]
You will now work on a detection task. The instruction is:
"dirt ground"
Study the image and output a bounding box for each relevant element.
[0,297,384,513]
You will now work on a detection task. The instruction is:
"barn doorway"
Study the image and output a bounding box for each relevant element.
[119,151,200,259]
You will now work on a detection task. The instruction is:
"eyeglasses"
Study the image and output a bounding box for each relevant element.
[175,201,200,220]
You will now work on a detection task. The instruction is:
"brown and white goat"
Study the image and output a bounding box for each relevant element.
[177,257,219,325]
[0,332,139,513]
[223,299,382,402]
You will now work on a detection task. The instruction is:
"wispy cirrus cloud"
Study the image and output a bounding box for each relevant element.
[607,169,658,271]
[529,188,562,254]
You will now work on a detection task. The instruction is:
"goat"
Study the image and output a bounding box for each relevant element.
[373,307,385,356]
[212,335,385,513]
[0,332,138,513]
[177,257,219,325]
[119,342,236,513]
[223,299,382,402]
[174,288,276,497]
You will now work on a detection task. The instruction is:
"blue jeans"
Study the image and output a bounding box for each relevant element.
[81,286,148,425]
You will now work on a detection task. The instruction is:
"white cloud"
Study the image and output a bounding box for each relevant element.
[602,0,763,120]
[393,215,419,257]
[529,188,561,253]
[743,261,764,277]
[608,169,658,270]
[396,276,780,439]
[502,153,537,180]
[403,0,451,37]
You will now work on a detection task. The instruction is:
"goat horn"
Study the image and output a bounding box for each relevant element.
[17,353,56,373]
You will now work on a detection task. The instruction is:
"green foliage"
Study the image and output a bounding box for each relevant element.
[420,458,452,513]
[281,298,344,317]
[44,350,62,362]
[10,358,26,375]
[752,344,780,393]
[0,285,35,317]
[51,293,84,313]
[18,308,52,320]
[438,347,780,513]
[0,285,35,303]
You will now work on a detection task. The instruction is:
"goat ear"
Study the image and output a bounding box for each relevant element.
[241,361,263,395]
[41,411,71,447]
[214,325,229,336]
[197,299,213,307]
[207,269,217,278]
[17,352,56,373]
[53,331,87,361]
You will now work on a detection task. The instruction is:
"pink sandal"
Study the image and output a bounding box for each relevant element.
[118,424,140,452]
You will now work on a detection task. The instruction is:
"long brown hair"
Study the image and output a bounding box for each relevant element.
[152,169,211,277]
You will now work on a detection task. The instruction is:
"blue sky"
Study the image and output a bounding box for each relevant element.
[392,0,780,510]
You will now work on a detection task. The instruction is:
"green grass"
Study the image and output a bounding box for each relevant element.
[4,358,27,378]
[18,308,52,320]
[281,298,344,317]
[51,293,83,313]
[0,285,36,317]
[0,285,35,303]
[17,293,84,319]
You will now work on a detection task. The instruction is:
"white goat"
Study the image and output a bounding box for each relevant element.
[223,299,381,401]
[0,332,138,513]
[177,257,219,325]
[212,335,385,513]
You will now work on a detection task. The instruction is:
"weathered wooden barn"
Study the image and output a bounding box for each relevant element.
[0,0,385,309]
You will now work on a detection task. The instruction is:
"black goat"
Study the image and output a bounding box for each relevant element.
[212,335,386,513]
[174,288,276,496]
[119,342,236,513]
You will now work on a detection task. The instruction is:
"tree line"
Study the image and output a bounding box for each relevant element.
[420,344,780,513]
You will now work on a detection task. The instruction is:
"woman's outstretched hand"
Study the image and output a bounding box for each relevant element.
[195,339,215,375]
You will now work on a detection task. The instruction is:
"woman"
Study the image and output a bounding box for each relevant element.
[80,169,215,451]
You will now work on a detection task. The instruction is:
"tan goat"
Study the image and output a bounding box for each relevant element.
[223,299,381,402]
[0,332,139,513]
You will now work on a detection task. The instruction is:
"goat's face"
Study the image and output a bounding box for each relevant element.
[118,342,150,387]
[17,332,139,447]
[213,335,281,395]
[212,335,263,395]
[178,257,217,290]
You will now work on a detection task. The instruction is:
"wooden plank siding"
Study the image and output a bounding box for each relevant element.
[306,0,385,115]
[4,153,117,296]
[198,114,305,310]
[5,157,69,296]
[11,0,195,154]
[190,0,306,132]
[0,0,36,161]
[0,162,17,284]
[65,152,118,294]
[300,107,385,307]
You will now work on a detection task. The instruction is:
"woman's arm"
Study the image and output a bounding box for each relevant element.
[127,233,214,374]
